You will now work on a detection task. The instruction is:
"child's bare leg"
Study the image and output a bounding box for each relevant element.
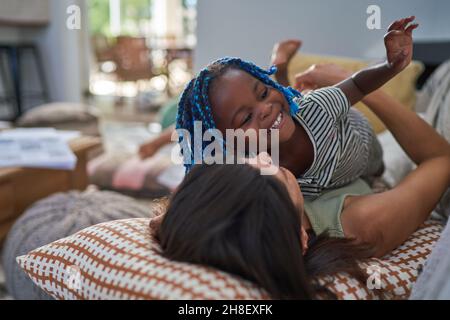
[271,39,302,86]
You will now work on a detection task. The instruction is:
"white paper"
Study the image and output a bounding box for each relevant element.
[0,128,81,142]
[0,128,78,170]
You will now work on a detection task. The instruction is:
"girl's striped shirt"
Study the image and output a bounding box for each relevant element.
[293,87,376,199]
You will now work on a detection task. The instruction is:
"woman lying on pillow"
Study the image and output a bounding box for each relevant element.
[150,77,450,298]
[150,38,450,301]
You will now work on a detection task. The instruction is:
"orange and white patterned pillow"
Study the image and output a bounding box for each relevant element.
[16,218,442,300]
[319,220,442,300]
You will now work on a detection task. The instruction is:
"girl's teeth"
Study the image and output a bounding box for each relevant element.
[271,113,282,129]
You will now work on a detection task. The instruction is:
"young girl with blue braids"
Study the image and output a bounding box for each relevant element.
[176,16,419,198]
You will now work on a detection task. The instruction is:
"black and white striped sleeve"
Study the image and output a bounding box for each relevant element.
[303,87,351,121]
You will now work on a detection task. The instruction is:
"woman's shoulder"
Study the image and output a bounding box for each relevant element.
[303,179,373,238]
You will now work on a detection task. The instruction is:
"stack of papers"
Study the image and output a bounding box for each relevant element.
[0,128,80,170]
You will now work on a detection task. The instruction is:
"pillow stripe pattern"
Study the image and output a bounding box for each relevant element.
[16,218,443,300]
[317,220,443,300]
[17,218,268,300]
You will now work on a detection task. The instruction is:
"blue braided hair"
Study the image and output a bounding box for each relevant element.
[176,57,302,172]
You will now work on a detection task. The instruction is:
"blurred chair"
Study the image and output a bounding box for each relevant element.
[91,34,115,64]
[112,36,155,83]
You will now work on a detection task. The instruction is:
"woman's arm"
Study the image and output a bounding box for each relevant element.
[342,155,450,257]
[341,90,450,257]
[362,90,450,163]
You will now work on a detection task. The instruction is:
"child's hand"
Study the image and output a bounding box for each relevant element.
[334,16,418,104]
[384,16,418,72]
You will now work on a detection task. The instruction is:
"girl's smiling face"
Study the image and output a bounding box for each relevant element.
[209,68,296,146]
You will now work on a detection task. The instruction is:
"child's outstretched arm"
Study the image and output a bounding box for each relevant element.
[336,16,418,105]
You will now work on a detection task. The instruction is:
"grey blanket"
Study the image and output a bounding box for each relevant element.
[410,219,450,299]
[409,60,450,299]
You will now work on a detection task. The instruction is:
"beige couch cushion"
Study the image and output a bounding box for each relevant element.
[17,102,99,136]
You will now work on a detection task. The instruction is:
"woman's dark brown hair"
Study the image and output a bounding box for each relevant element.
[156,164,372,299]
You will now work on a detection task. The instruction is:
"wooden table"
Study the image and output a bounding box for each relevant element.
[0,136,102,242]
